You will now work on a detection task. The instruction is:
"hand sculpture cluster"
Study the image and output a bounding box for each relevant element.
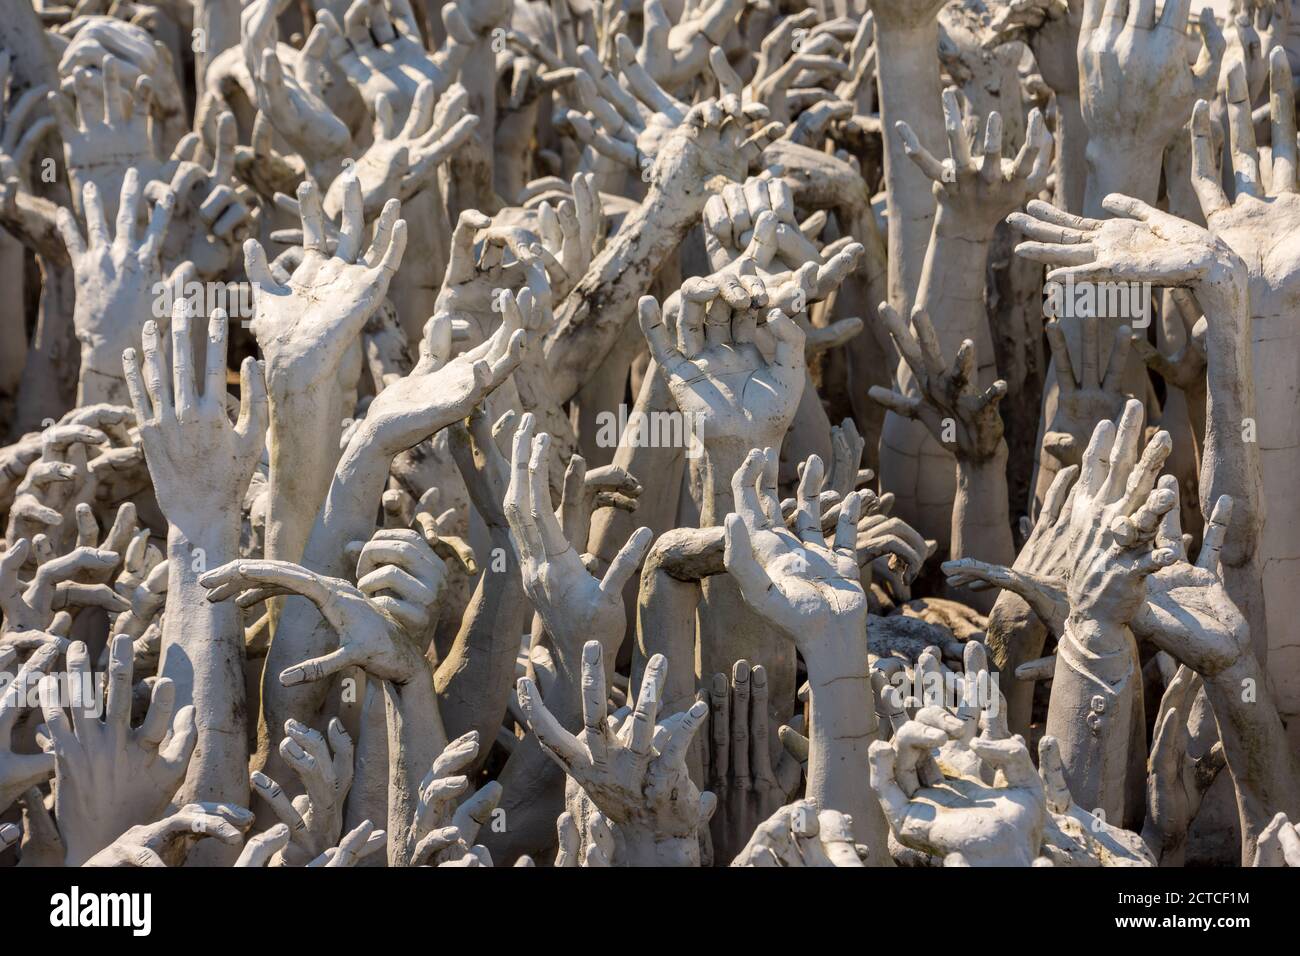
[0,0,1293,892]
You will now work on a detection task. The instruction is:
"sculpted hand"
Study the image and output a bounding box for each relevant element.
[1131,481,1251,676]
[0,642,61,812]
[944,402,1178,631]
[244,179,406,402]
[723,451,867,660]
[122,302,267,537]
[869,710,1046,866]
[896,89,1051,234]
[49,55,166,215]
[1077,0,1222,157]
[1039,735,1155,865]
[56,169,175,404]
[634,0,746,93]
[638,285,805,457]
[517,642,714,866]
[324,80,479,221]
[1254,813,1300,866]
[347,308,523,461]
[39,634,198,865]
[565,39,782,189]
[1011,194,1242,289]
[199,557,427,687]
[1190,55,1300,316]
[0,538,125,636]
[317,0,479,122]
[732,799,867,867]
[504,413,652,655]
[155,110,256,279]
[705,659,803,863]
[248,718,354,866]
[870,302,1007,462]
[401,730,501,867]
[83,803,254,866]
[1139,666,1223,864]
[249,32,350,163]
[1039,315,1132,468]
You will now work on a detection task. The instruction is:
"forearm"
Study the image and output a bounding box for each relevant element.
[1083,142,1164,218]
[873,21,944,312]
[1045,615,1139,822]
[1054,93,1088,215]
[160,524,248,810]
[384,667,449,867]
[0,193,69,265]
[1194,268,1260,567]
[257,429,403,768]
[803,648,891,864]
[695,438,798,733]
[434,525,530,758]
[264,386,347,563]
[1203,653,1300,863]
[302,426,395,574]
[635,530,724,715]
[485,651,592,861]
[951,445,1014,571]
[635,530,724,784]
[916,211,997,358]
[544,181,709,404]
[193,0,241,89]
[984,591,1049,737]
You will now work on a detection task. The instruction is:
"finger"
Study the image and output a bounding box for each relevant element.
[1269,49,1297,194]
[579,640,609,745]
[1224,63,1262,198]
[600,526,652,596]
[517,677,586,769]
[170,298,199,421]
[709,671,730,784]
[628,654,666,756]
[1190,100,1230,217]
[1196,495,1233,571]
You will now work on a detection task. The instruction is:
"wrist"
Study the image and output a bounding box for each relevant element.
[617,825,701,866]
[1084,141,1163,208]
[167,517,240,564]
[955,441,1009,497]
[801,627,872,692]
[871,17,940,48]
[1196,249,1249,319]
[1062,611,1135,665]
[1199,640,1252,684]
[931,204,999,246]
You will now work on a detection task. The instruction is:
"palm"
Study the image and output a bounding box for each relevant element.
[1141,564,1248,674]
[671,345,796,444]
[1086,214,1220,283]
[255,257,373,370]
[906,776,1044,862]
[1208,193,1300,315]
